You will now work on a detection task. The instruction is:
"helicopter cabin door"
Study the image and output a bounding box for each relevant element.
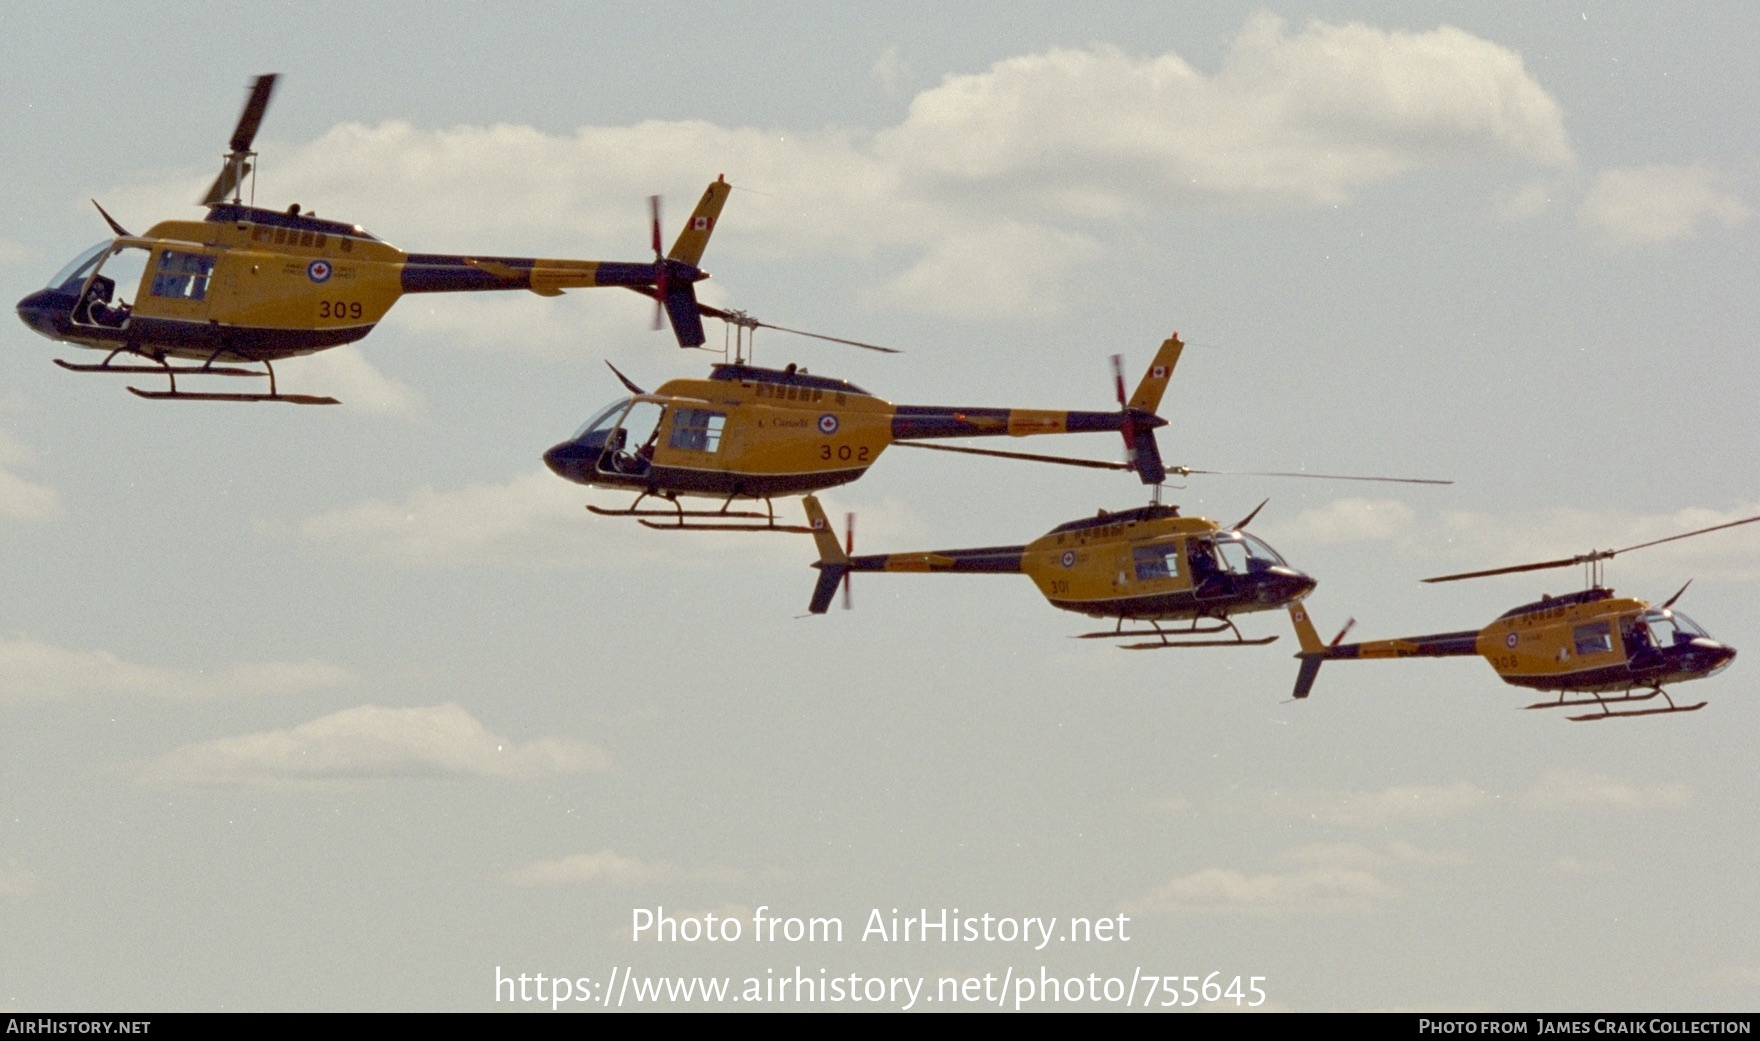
[136,246,222,326]
[1127,540,1188,594]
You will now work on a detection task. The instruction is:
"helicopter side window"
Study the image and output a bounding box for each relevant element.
[1573,620,1613,656]
[70,244,149,329]
[150,250,216,301]
[1132,544,1181,582]
[1215,536,1254,575]
[668,409,727,453]
[595,401,663,477]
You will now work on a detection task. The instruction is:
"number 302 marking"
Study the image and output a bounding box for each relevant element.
[318,300,363,319]
[819,444,871,462]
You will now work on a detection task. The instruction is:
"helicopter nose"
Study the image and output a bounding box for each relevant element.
[1256,566,1317,605]
[15,288,68,340]
[543,440,594,483]
[1688,637,1736,676]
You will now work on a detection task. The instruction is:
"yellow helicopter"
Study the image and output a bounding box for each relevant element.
[1284,514,1760,720]
[799,495,1315,648]
[15,74,729,404]
[543,332,1191,532]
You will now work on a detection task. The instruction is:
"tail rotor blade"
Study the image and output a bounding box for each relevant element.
[648,194,666,330]
[842,513,855,610]
[1111,353,1140,475]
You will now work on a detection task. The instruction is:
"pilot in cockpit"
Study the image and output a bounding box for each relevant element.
[80,276,130,327]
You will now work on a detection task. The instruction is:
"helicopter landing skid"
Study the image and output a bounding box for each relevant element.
[1075,618,1276,650]
[58,355,339,405]
[56,359,262,378]
[126,387,340,405]
[591,495,810,533]
[637,519,816,533]
[587,504,771,521]
[1524,688,1708,721]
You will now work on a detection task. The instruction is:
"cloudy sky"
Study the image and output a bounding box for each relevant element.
[3,1,1758,1011]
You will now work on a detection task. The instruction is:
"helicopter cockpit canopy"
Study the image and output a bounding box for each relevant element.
[1635,608,1711,648]
[1208,531,1289,574]
[46,241,112,290]
[570,397,634,442]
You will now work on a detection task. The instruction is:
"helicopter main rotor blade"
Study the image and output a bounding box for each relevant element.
[893,442,1132,471]
[230,74,279,154]
[1422,555,1593,584]
[91,200,131,238]
[1424,511,1760,584]
[1170,467,1452,485]
[694,301,902,354]
[620,289,902,354]
[1610,513,1760,557]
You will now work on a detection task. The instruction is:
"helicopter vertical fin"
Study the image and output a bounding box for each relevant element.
[666,176,732,267]
[1288,604,1326,699]
[1289,604,1325,655]
[1126,333,1185,414]
[803,495,850,615]
[802,495,848,565]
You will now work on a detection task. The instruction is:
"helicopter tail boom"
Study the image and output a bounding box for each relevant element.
[1285,604,1479,698]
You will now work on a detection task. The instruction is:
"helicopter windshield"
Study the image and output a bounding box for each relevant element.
[46,241,111,290]
[571,398,633,440]
[1212,532,1288,574]
[1640,609,1710,647]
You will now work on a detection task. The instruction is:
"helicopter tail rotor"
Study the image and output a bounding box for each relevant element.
[1111,353,1168,486]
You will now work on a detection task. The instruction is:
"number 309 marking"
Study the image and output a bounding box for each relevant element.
[318,300,363,320]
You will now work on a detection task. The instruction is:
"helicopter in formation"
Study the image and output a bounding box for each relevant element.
[15,74,729,404]
[801,494,1315,648]
[1283,514,1760,720]
[543,333,1189,532]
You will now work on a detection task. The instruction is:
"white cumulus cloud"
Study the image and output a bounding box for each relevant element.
[0,637,358,702]
[1249,782,1491,826]
[1581,164,1751,244]
[0,431,62,522]
[138,702,607,787]
[112,16,1571,324]
[1519,769,1691,813]
[0,861,44,897]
